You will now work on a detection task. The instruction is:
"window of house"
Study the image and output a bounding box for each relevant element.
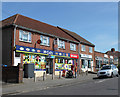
[81,45,86,51]
[89,47,92,53]
[19,30,31,42]
[40,35,50,46]
[70,43,76,51]
[58,40,65,49]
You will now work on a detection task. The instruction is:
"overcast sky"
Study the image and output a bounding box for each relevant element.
[2,2,118,53]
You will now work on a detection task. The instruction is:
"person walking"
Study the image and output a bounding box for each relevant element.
[75,66,77,78]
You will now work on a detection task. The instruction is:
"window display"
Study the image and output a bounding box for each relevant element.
[55,58,74,71]
[23,54,46,70]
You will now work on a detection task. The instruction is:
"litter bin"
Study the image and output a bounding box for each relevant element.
[24,63,34,78]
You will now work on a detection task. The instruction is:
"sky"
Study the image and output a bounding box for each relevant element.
[2,2,118,53]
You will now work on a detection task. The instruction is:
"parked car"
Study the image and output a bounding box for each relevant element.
[66,70,74,78]
[97,64,119,78]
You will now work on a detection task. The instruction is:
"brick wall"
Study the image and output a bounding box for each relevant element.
[15,28,79,54]
[2,63,23,83]
[2,27,14,66]
[80,44,95,71]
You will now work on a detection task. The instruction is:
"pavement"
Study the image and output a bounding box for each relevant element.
[2,73,97,96]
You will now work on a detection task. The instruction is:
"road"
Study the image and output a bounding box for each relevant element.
[17,76,118,95]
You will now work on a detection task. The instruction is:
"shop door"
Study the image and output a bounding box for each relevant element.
[46,59,53,74]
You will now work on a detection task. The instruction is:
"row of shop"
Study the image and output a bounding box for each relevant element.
[95,51,114,71]
[14,45,95,77]
[15,45,79,77]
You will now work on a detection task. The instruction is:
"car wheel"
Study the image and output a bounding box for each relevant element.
[111,73,114,78]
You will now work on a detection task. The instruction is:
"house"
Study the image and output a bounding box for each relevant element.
[106,48,120,66]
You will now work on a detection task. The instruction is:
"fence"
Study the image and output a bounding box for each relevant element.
[2,63,23,83]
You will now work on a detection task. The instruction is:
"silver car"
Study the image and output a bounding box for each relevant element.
[97,64,119,78]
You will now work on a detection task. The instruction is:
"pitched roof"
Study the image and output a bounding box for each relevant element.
[106,51,120,57]
[2,14,78,42]
[57,26,95,47]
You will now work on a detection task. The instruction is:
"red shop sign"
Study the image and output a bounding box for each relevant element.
[70,54,79,59]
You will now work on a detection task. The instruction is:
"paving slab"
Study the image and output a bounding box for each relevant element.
[2,73,97,95]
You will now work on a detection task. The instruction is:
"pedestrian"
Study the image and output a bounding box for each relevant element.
[75,66,77,78]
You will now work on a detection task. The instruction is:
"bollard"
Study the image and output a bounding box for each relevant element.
[34,73,36,82]
[43,72,45,81]
[86,70,88,75]
[52,72,54,80]
[59,70,61,79]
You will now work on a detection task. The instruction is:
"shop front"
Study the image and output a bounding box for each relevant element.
[15,45,79,77]
[95,56,103,70]
[81,54,93,72]
[54,52,79,76]
[103,54,109,66]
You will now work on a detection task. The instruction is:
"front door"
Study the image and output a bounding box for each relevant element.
[46,59,53,74]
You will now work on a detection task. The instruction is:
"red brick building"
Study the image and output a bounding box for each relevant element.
[2,14,95,77]
[57,27,95,72]
[94,51,114,71]
[106,48,120,66]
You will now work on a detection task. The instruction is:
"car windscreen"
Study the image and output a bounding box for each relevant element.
[101,66,111,70]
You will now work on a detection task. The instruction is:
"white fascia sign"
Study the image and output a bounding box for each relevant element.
[81,54,92,59]
[104,54,108,58]
[110,56,113,59]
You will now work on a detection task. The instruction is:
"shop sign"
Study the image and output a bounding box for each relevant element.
[16,45,54,55]
[110,56,113,59]
[104,54,108,58]
[16,45,76,58]
[81,54,92,58]
[54,51,70,57]
[95,56,103,60]
[70,54,79,59]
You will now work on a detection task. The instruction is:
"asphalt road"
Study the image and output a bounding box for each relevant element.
[18,76,118,95]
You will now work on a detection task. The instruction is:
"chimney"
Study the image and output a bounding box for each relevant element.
[111,48,115,52]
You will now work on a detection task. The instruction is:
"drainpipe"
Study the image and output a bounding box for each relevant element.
[14,25,17,47]
[78,43,80,76]
[13,25,17,66]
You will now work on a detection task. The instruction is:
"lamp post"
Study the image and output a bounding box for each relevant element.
[34,39,41,82]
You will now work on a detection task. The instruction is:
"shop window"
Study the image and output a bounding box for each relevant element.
[89,47,92,53]
[88,60,91,68]
[81,45,86,51]
[82,59,85,68]
[96,60,99,68]
[58,40,65,49]
[70,43,76,51]
[40,35,50,46]
[19,30,31,42]
[68,59,72,64]
[60,59,63,63]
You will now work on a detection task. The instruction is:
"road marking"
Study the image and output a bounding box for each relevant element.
[95,77,118,84]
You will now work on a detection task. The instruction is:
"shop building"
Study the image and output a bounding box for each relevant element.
[57,27,95,72]
[2,14,80,77]
[94,51,114,71]
[106,48,120,66]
